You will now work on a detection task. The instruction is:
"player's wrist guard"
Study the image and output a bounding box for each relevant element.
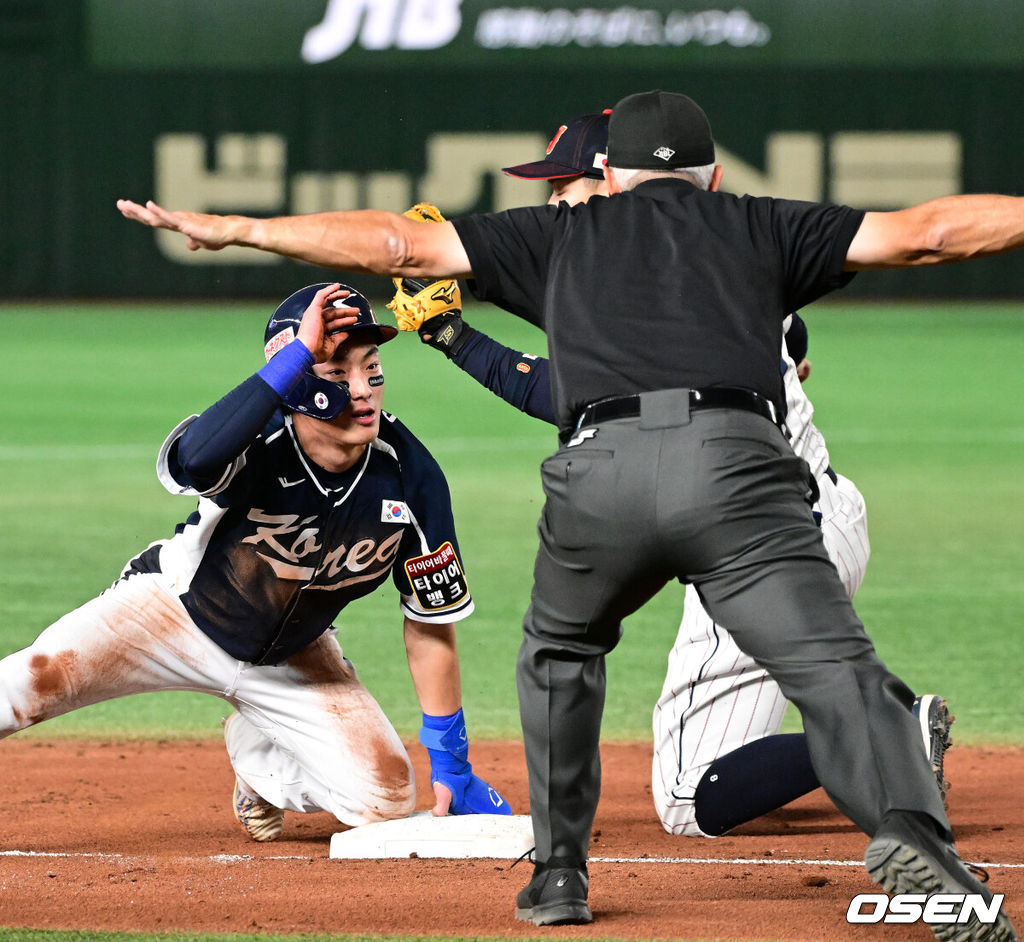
[420,313,474,359]
[420,709,512,816]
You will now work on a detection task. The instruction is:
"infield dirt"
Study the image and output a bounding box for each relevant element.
[1,740,1021,941]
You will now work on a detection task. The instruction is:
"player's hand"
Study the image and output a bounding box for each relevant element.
[418,310,471,358]
[796,358,812,382]
[420,707,511,816]
[295,283,360,362]
[116,199,246,252]
[429,766,512,817]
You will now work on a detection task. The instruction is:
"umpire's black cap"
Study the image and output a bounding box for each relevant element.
[503,110,611,181]
[607,90,715,169]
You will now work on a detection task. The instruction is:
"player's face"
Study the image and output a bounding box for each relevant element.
[313,340,384,445]
[547,175,607,206]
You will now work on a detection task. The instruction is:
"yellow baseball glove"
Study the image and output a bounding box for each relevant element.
[387,276,462,333]
[387,202,462,332]
[402,202,447,224]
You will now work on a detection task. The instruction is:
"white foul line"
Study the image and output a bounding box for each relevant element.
[2,849,1022,869]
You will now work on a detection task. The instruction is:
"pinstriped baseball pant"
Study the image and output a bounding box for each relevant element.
[516,394,949,864]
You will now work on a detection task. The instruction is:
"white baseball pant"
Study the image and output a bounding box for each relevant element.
[652,468,869,835]
[0,572,415,825]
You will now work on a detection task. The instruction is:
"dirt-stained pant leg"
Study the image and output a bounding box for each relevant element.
[652,468,872,836]
[223,632,415,825]
[0,573,224,735]
[0,573,413,825]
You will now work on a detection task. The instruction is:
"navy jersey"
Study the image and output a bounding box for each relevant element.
[132,410,472,665]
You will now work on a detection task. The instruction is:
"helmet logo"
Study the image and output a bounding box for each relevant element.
[653,146,676,161]
[314,392,329,410]
[264,326,296,362]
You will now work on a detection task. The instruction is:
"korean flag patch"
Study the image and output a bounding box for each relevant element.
[382,500,410,524]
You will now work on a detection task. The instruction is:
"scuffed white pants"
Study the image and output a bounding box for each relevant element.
[0,572,415,825]
[652,469,870,835]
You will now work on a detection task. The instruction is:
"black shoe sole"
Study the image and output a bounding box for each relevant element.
[866,836,1018,942]
[514,902,593,926]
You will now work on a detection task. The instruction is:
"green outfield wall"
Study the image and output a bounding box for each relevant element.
[3,0,1024,298]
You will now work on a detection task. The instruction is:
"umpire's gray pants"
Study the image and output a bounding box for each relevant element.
[517,393,950,864]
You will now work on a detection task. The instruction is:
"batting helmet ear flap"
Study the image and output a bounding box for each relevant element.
[265,282,393,422]
[281,372,351,421]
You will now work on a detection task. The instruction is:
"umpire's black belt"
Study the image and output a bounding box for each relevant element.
[563,387,785,444]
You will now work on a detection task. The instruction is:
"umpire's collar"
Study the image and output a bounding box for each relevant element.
[628,178,702,201]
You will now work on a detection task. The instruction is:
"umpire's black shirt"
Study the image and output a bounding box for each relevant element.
[452,179,864,438]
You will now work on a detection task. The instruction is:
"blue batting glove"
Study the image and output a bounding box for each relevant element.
[420,709,512,816]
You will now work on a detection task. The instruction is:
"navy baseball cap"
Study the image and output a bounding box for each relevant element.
[503,110,611,181]
[607,90,715,169]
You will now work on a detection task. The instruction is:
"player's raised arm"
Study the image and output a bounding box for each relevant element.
[167,284,356,493]
[115,199,473,279]
[844,193,1024,270]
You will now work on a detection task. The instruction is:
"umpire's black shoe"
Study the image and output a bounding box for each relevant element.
[514,858,592,926]
[865,810,1018,941]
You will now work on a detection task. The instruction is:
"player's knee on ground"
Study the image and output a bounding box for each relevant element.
[653,787,710,837]
[345,742,416,823]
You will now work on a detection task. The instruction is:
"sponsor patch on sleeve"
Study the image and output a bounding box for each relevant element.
[404,542,468,612]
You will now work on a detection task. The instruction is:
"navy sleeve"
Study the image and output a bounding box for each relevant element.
[451,206,557,327]
[174,375,281,491]
[450,326,556,425]
[375,416,475,624]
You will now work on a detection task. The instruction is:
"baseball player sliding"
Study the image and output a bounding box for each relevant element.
[387,113,952,840]
[0,283,509,842]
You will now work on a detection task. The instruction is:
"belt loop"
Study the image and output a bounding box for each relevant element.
[639,389,692,430]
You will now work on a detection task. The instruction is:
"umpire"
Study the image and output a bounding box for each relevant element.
[452,91,1015,939]
[117,90,1020,941]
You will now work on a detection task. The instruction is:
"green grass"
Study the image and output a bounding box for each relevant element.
[0,301,1022,744]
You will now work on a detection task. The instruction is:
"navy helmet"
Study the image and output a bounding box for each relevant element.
[264,283,397,421]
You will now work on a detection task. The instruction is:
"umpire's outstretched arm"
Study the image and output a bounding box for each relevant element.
[119,192,1024,276]
[844,193,1024,268]
[116,200,473,279]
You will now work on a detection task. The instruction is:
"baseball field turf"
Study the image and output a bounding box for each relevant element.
[1,301,1022,941]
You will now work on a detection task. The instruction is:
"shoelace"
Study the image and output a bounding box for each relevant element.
[966,862,990,884]
[511,846,536,869]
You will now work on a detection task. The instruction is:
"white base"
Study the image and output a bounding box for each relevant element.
[329,811,534,859]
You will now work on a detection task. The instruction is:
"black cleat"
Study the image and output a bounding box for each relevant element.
[914,694,955,806]
[515,860,593,926]
[866,811,1017,941]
